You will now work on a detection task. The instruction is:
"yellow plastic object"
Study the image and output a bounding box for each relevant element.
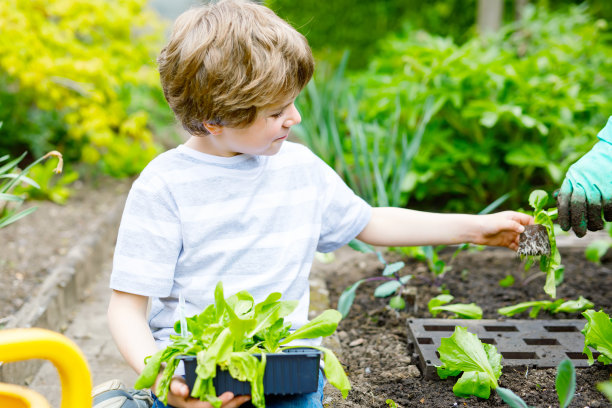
[0,383,50,408]
[0,328,92,408]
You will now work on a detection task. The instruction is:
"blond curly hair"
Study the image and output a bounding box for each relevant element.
[158,0,314,136]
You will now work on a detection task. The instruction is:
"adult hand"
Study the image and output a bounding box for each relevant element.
[161,376,251,408]
[557,118,612,237]
[474,211,534,251]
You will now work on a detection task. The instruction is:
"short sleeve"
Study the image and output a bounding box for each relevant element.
[315,156,372,253]
[110,174,182,297]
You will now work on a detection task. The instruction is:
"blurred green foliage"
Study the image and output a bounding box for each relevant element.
[344,4,612,213]
[0,0,174,182]
[267,1,611,69]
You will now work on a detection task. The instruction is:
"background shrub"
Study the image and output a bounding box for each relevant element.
[0,0,173,178]
[308,5,612,213]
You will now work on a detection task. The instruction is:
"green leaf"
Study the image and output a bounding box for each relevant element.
[389,295,405,310]
[374,280,401,297]
[551,296,594,314]
[581,309,612,365]
[597,380,612,402]
[337,279,364,318]
[453,371,493,399]
[556,359,575,408]
[431,303,483,319]
[348,239,375,253]
[498,301,552,318]
[498,275,515,287]
[496,387,532,408]
[134,349,164,389]
[528,190,549,211]
[280,309,342,344]
[428,294,454,317]
[310,346,351,399]
[436,327,502,399]
[382,261,405,276]
[585,240,612,264]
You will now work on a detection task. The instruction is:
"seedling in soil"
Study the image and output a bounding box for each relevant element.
[427,294,483,319]
[497,296,594,319]
[518,190,563,298]
[496,358,576,408]
[599,380,612,402]
[581,309,612,365]
[436,326,502,399]
[585,221,612,264]
[338,239,412,317]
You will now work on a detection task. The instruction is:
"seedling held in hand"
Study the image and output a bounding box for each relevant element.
[518,190,563,298]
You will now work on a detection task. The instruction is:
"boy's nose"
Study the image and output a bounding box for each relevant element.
[284,104,301,127]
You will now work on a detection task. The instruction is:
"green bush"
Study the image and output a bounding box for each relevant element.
[349,4,612,212]
[0,0,173,178]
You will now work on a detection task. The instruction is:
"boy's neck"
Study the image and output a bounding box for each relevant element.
[183,136,240,157]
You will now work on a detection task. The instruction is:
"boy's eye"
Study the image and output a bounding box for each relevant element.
[271,111,283,118]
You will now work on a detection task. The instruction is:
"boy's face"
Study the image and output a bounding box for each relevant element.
[196,97,301,157]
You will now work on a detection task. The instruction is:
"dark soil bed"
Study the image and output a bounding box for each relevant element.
[323,247,612,408]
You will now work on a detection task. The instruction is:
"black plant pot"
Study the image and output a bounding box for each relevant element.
[179,347,321,396]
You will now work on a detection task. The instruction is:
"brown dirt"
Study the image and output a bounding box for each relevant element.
[323,247,612,408]
[0,177,131,325]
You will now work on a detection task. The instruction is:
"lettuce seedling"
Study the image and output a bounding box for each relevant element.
[135,282,351,407]
[496,359,576,408]
[338,239,412,317]
[581,309,612,365]
[585,222,612,264]
[436,327,502,399]
[599,380,612,403]
[521,190,563,298]
[498,296,594,319]
[427,294,483,319]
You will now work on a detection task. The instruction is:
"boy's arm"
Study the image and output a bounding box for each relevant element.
[107,290,158,374]
[356,207,532,250]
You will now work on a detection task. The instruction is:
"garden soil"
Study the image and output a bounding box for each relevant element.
[2,177,611,408]
[0,177,132,323]
[321,247,612,408]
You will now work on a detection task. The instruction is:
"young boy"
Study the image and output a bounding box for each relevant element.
[107,1,533,407]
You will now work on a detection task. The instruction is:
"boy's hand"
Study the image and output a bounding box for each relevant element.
[473,211,534,251]
[159,376,251,408]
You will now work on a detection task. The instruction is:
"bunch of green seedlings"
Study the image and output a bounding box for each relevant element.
[337,239,412,317]
[428,294,482,319]
[520,190,563,298]
[135,282,350,408]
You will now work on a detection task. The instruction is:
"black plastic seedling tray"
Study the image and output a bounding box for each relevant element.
[179,348,321,396]
[407,318,595,379]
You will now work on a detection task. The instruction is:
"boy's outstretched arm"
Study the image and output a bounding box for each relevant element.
[356,207,533,251]
[108,290,250,408]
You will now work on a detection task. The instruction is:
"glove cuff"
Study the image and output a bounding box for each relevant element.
[597,116,612,144]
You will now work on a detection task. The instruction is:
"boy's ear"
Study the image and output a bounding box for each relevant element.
[203,122,223,135]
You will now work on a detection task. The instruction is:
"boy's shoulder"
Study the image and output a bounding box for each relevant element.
[278,141,318,162]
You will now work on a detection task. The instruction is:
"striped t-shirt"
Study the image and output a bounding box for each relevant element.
[110,141,372,347]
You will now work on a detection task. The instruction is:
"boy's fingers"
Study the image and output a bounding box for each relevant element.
[169,377,190,397]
